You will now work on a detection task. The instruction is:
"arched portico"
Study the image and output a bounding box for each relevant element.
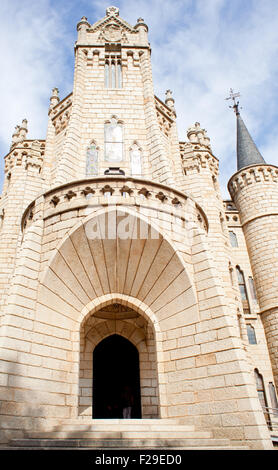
[36,207,199,419]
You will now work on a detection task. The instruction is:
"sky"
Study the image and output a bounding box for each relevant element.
[1,0,278,197]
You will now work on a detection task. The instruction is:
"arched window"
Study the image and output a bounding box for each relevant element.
[229,231,238,247]
[255,369,270,427]
[130,143,142,176]
[104,117,123,162]
[105,62,109,88]
[268,382,278,414]
[111,61,116,88]
[236,266,248,301]
[228,262,234,285]
[246,324,257,344]
[86,141,98,176]
[236,266,250,314]
[104,57,122,88]
[117,61,122,88]
[248,277,257,301]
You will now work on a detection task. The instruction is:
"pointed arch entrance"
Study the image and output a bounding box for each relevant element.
[93,334,141,419]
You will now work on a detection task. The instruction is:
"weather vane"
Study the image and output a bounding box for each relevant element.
[225,88,241,114]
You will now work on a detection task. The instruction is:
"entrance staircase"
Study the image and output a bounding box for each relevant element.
[8,418,249,450]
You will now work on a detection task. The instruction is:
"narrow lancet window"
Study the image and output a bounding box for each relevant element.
[229,231,238,247]
[105,117,123,162]
[117,62,122,88]
[254,369,270,427]
[236,266,248,301]
[111,62,116,88]
[130,143,142,176]
[105,62,109,88]
[86,141,98,176]
[248,277,257,301]
[104,57,122,88]
[247,324,257,344]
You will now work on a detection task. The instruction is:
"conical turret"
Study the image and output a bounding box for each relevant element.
[236,111,265,170]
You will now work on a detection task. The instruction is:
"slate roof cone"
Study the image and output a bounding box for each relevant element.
[236,109,266,171]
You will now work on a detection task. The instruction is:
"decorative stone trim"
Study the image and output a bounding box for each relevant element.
[4,140,45,173]
[181,151,219,176]
[21,176,208,234]
[228,164,278,198]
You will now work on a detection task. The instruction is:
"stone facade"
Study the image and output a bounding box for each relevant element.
[0,7,277,450]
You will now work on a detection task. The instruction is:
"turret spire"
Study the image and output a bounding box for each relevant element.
[226,88,265,171]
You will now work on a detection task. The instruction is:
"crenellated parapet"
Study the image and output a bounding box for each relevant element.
[180,146,219,177]
[4,140,45,175]
[228,164,278,198]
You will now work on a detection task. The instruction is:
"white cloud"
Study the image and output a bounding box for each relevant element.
[1,0,278,198]
[0,0,74,185]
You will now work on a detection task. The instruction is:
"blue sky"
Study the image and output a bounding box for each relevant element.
[1,0,278,197]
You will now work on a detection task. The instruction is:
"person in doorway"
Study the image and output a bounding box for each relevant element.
[121,385,134,419]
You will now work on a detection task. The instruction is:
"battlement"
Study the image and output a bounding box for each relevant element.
[4,139,45,174]
[228,164,278,198]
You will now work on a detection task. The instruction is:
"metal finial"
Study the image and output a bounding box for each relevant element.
[225,88,241,115]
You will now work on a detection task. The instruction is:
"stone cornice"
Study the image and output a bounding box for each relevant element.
[21,176,208,234]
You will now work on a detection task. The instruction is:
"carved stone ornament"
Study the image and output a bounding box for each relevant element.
[106,6,119,17]
[103,23,122,42]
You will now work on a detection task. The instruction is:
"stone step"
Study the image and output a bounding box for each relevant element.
[9,437,237,449]
[39,424,196,433]
[26,430,212,439]
[57,418,179,428]
[6,445,250,450]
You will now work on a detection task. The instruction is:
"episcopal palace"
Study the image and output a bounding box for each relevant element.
[0,6,278,450]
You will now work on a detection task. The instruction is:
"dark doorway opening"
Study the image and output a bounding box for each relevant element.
[93,334,141,419]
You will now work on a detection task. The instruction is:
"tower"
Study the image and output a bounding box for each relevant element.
[228,95,278,390]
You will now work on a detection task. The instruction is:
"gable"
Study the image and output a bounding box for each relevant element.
[89,8,136,35]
